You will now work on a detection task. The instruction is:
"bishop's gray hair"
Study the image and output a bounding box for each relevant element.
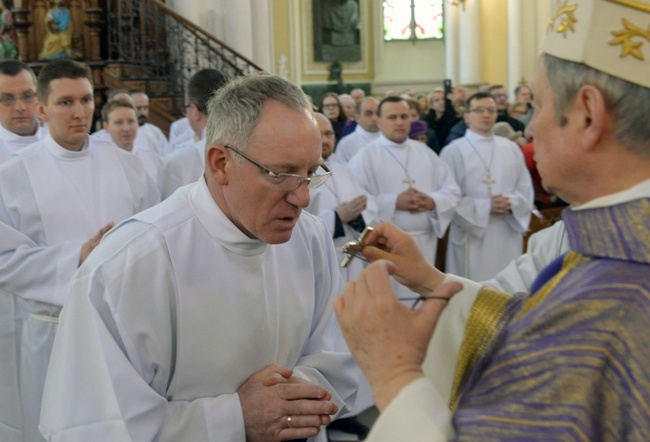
[543,54,650,156]
[205,72,312,158]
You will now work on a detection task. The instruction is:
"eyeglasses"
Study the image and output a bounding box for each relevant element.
[492,93,508,99]
[225,145,332,191]
[468,107,497,115]
[0,92,37,107]
[322,103,339,108]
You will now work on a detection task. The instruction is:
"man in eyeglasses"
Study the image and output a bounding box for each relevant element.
[159,68,227,199]
[40,73,359,442]
[0,60,46,164]
[441,91,534,281]
[488,84,526,134]
[0,59,160,442]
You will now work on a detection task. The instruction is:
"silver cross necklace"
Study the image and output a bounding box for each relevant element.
[466,136,496,196]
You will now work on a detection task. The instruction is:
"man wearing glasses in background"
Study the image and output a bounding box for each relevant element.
[40,73,360,442]
[0,60,46,164]
[441,91,533,281]
[488,84,526,133]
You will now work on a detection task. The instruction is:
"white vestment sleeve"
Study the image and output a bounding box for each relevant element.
[347,150,399,222]
[440,146,491,238]
[483,221,568,293]
[0,201,80,307]
[422,274,481,404]
[501,148,534,233]
[40,229,249,441]
[366,377,452,442]
[116,151,161,209]
[423,157,460,238]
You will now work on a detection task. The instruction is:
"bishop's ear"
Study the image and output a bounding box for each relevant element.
[577,85,610,152]
[205,144,229,185]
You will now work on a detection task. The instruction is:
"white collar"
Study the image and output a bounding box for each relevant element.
[189,178,268,255]
[378,133,410,148]
[573,179,650,210]
[0,121,41,144]
[465,129,495,143]
[43,133,91,160]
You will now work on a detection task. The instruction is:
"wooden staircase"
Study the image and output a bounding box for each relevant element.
[12,0,264,135]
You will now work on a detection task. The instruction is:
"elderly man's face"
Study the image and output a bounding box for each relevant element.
[527,62,581,204]
[218,100,322,244]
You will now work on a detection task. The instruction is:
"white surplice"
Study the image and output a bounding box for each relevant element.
[169,117,195,152]
[335,124,380,164]
[306,153,379,282]
[158,137,204,199]
[139,122,171,157]
[348,134,460,299]
[39,179,359,441]
[0,123,46,164]
[0,134,160,442]
[441,130,534,281]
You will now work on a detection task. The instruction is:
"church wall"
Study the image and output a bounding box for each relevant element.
[168,1,553,99]
[480,0,508,88]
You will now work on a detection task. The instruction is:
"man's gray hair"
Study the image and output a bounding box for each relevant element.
[543,53,650,156]
[206,73,312,156]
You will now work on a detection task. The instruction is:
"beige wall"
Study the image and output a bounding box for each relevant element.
[171,1,551,97]
[271,1,520,96]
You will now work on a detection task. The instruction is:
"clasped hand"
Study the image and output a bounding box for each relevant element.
[396,188,435,213]
[336,195,368,223]
[238,364,338,441]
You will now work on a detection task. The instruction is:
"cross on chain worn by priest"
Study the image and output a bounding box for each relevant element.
[347,97,460,301]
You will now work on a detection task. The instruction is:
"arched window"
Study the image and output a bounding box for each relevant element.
[383,0,444,41]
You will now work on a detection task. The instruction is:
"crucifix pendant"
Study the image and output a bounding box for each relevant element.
[403,174,416,189]
[483,174,496,197]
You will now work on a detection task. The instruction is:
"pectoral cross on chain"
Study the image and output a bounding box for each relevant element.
[483,174,496,197]
[403,174,416,189]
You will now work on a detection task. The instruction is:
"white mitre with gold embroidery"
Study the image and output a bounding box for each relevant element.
[542,0,650,87]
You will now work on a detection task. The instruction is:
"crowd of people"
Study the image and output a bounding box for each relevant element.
[0,0,649,440]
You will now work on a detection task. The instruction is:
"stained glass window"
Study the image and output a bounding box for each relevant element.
[383,0,444,41]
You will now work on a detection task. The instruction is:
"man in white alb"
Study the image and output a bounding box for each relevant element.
[0,61,46,164]
[335,96,380,163]
[441,91,534,281]
[0,59,160,442]
[159,69,227,199]
[91,89,161,158]
[102,98,163,183]
[169,116,194,152]
[131,89,171,157]
[348,96,460,300]
[306,112,378,282]
[0,59,47,442]
[40,73,359,442]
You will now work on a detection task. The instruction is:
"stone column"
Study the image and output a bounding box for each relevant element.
[507,0,523,95]
[458,0,481,85]
[444,0,459,84]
